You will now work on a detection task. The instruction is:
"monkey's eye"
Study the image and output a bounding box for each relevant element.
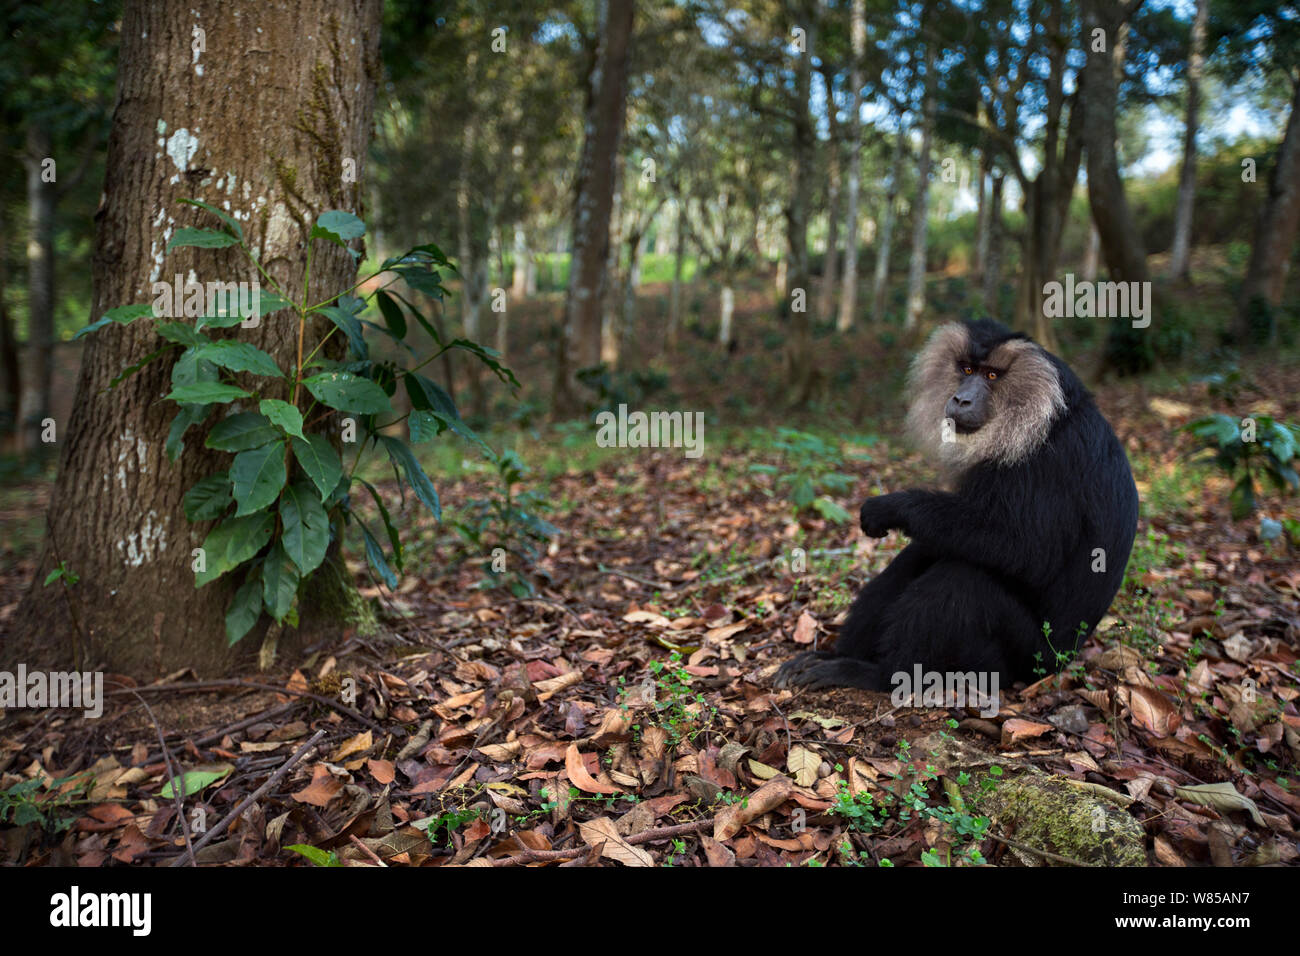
[961,365,974,376]
[986,371,998,381]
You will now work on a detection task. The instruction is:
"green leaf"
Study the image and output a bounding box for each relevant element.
[359,521,398,589]
[250,289,297,319]
[313,304,368,360]
[291,434,343,501]
[165,403,214,461]
[184,472,233,522]
[167,226,241,251]
[379,435,440,519]
[356,478,402,571]
[302,371,391,415]
[261,542,300,622]
[160,765,234,800]
[375,290,407,339]
[196,340,284,378]
[405,374,459,419]
[448,339,521,389]
[167,382,251,404]
[260,399,305,440]
[196,512,275,587]
[230,440,287,516]
[155,322,210,347]
[206,412,279,452]
[285,844,341,867]
[1229,474,1256,521]
[280,481,330,575]
[408,409,444,444]
[310,210,365,248]
[171,347,220,388]
[225,571,263,645]
[179,197,244,241]
[392,291,444,345]
[108,345,175,390]
[812,496,852,524]
[72,303,155,340]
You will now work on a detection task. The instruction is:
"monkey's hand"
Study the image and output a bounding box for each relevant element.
[859,494,907,538]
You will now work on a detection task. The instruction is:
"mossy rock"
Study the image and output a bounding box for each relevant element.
[918,732,1147,867]
[975,772,1147,867]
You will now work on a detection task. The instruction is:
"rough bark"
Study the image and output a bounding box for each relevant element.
[1236,77,1300,344]
[1083,0,1154,372]
[836,0,866,332]
[783,1,818,401]
[871,119,907,323]
[20,126,56,454]
[1167,0,1206,281]
[5,0,382,677]
[904,44,936,332]
[553,0,634,416]
[982,172,1004,314]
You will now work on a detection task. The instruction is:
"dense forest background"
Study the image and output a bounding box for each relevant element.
[0,0,1298,869]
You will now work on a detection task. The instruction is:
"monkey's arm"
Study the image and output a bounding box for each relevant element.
[860,488,1073,587]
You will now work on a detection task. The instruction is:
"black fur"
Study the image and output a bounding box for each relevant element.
[775,319,1139,691]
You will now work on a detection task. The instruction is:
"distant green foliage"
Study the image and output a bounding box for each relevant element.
[1183,410,1300,519]
[74,201,518,645]
[451,449,557,596]
[749,428,870,523]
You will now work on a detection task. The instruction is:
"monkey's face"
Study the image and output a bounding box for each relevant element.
[906,320,1066,476]
[946,362,1001,433]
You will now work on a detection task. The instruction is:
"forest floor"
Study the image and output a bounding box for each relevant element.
[1,352,1299,867]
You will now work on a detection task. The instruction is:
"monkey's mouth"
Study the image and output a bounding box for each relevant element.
[949,415,985,435]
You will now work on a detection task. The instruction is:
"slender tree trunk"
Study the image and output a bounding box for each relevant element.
[5,0,382,676]
[1236,78,1300,344]
[0,204,19,438]
[511,223,528,298]
[553,0,634,416]
[1168,0,1207,281]
[904,44,936,332]
[601,160,625,367]
[621,225,644,357]
[784,1,818,400]
[819,137,841,325]
[974,144,990,281]
[668,199,685,350]
[1082,221,1100,281]
[871,119,907,323]
[20,126,56,454]
[718,285,735,347]
[982,172,1004,314]
[836,0,866,332]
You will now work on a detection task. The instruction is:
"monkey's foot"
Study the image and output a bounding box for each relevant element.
[773,653,882,691]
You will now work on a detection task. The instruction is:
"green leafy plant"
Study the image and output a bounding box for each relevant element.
[73,201,518,645]
[451,449,557,596]
[1182,413,1300,519]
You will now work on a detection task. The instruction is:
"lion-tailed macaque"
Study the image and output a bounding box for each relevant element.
[776,318,1138,691]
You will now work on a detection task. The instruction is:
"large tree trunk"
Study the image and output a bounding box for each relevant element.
[1083,0,1154,372]
[973,142,990,281]
[553,0,634,416]
[19,126,56,454]
[0,204,19,438]
[871,119,907,323]
[1236,77,1300,344]
[836,0,866,332]
[819,127,841,327]
[601,159,625,367]
[1167,0,1206,281]
[904,44,936,332]
[5,0,381,677]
